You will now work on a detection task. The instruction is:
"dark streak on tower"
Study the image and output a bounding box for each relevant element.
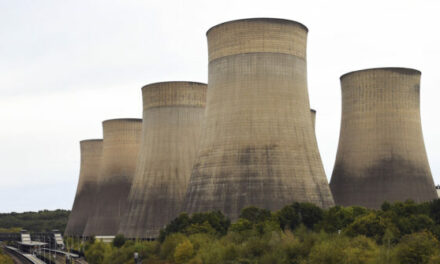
[65,139,102,237]
[330,68,437,208]
[120,82,207,238]
[184,18,334,220]
[83,118,142,236]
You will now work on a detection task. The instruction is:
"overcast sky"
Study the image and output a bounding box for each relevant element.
[1,0,439,213]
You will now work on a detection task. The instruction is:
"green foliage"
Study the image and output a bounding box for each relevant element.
[82,200,440,263]
[344,212,396,243]
[318,205,369,233]
[84,239,159,264]
[308,235,347,264]
[293,202,324,229]
[159,211,230,242]
[174,240,194,263]
[160,233,188,260]
[239,206,272,223]
[112,234,126,248]
[0,209,69,233]
[0,227,21,233]
[343,235,379,264]
[277,205,300,231]
[395,231,440,264]
[0,247,14,264]
[84,240,112,264]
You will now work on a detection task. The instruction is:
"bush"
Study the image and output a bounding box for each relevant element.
[344,212,395,243]
[112,234,126,248]
[174,240,194,263]
[0,248,13,264]
[159,211,230,241]
[84,240,112,264]
[395,231,440,264]
[160,233,187,260]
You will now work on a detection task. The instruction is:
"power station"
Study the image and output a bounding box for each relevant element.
[184,18,334,220]
[120,82,207,238]
[330,68,437,208]
[64,19,439,239]
[64,139,103,236]
[83,118,142,236]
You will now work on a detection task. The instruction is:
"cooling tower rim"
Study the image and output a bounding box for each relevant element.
[206,18,308,36]
[102,118,142,124]
[340,67,421,80]
[80,139,103,143]
[142,81,207,90]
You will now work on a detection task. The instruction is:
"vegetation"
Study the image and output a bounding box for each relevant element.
[0,209,69,233]
[78,200,440,263]
[0,246,14,264]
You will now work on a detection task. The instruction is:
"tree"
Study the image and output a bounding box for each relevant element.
[84,240,112,264]
[277,205,300,231]
[307,236,347,264]
[160,211,230,241]
[342,236,379,264]
[319,206,369,233]
[395,231,440,264]
[174,240,194,263]
[239,207,271,223]
[160,233,188,260]
[112,234,126,248]
[429,199,440,225]
[294,202,324,229]
[344,212,395,243]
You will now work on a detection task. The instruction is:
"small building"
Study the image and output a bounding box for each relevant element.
[16,230,47,254]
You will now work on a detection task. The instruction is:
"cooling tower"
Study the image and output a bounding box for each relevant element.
[310,109,316,131]
[330,68,437,208]
[65,139,102,237]
[184,18,334,220]
[83,118,142,236]
[119,82,207,238]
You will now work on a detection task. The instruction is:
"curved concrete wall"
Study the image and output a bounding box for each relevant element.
[83,118,142,236]
[184,18,334,220]
[310,109,316,131]
[330,68,437,208]
[120,82,207,239]
[65,139,102,237]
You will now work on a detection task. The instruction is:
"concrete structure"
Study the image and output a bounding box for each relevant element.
[120,82,207,239]
[330,68,437,208]
[310,109,316,131]
[65,139,102,237]
[184,18,334,220]
[436,185,440,198]
[83,118,142,236]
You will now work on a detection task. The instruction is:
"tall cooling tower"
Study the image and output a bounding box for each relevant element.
[65,139,102,237]
[83,118,142,236]
[330,68,437,208]
[184,18,334,220]
[119,82,207,238]
[310,109,316,131]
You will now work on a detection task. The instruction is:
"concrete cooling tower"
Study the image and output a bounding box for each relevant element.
[119,82,207,239]
[65,139,102,237]
[330,68,437,208]
[184,18,334,220]
[310,109,316,131]
[83,118,142,236]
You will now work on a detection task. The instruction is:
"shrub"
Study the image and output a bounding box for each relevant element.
[395,231,440,264]
[112,234,126,248]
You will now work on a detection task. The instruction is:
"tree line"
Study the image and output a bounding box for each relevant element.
[0,209,70,233]
[80,199,440,264]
